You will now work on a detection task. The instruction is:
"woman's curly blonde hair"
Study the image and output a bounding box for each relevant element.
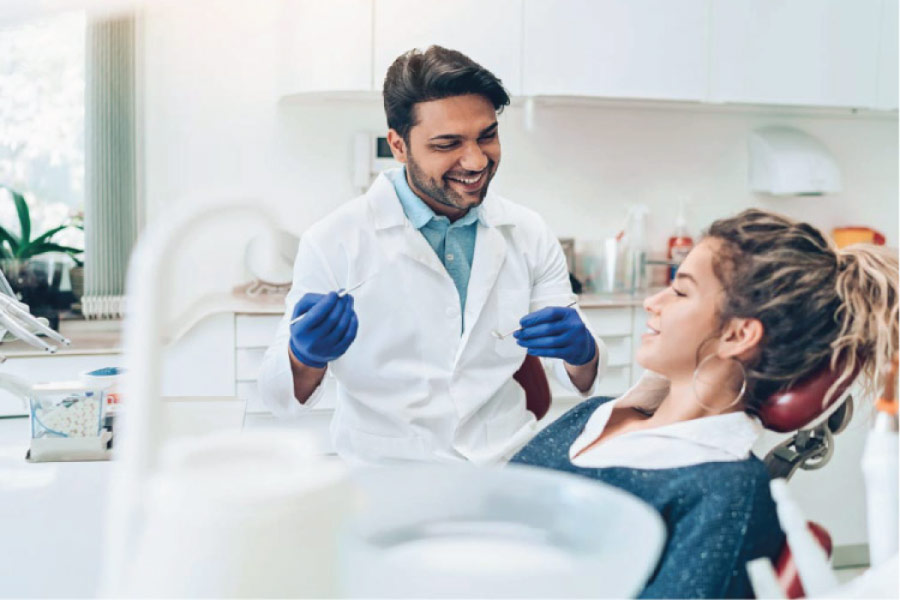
[705,209,898,413]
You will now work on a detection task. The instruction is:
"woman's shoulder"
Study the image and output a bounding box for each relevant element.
[652,457,777,520]
[662,456,772,494]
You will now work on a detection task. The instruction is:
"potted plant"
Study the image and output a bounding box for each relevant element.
[0,185,84,328]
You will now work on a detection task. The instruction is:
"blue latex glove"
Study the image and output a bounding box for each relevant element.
[513,305,596,366]
[289,291,359,368]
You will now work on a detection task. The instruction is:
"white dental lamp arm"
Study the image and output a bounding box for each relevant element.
[101,202,280,597]
[1,295,71,345]
[0,294,71,353]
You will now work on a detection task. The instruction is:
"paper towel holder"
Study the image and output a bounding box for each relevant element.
[748,127,841,196]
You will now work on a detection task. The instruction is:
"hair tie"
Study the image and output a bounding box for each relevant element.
[836,250,853,272]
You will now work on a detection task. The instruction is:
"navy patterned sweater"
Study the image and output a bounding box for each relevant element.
[511,397,785,599]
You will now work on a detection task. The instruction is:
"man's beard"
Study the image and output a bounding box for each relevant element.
[406,150,494,212]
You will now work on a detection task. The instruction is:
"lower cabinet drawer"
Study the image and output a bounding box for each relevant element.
[582,307,633,337]
[603,335,632,367]
[235,348,265,382]
[235,314,281,349]
[595,365,631,397]
[547,364,631,401]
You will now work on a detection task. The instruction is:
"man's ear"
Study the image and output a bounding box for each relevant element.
[386,129,408,164]
[718,317,764,361]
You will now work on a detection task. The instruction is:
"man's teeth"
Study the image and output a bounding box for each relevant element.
[448,172,482,184]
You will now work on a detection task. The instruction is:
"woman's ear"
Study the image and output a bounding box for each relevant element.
[386,129,408,164]
[718,317,764,361]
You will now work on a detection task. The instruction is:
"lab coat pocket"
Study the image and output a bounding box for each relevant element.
[347,428,430,464]
[495,289,529,359]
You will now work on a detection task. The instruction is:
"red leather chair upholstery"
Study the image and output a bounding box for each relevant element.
[513,354,552,420]
[759,364,858,433]
[774,522,833,599]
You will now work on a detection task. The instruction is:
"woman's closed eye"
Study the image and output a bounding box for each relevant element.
[671,286,687,297]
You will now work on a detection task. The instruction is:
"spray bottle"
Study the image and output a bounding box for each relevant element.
[666,200,693,284]
[860,356,899,568]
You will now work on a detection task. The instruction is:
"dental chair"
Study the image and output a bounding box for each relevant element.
[759,366,858,599]
[514,354,552,420]
[513,355,856,598]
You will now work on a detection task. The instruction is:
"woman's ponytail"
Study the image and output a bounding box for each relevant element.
[831,244,899,403]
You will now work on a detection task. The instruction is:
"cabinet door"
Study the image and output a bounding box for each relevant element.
[876,0,899,110]
[710,0,883,108]
[373,0,523,96]
[523,0,709,100]
[279,0,374,96]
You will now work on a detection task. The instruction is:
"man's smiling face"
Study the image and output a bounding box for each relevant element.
[387,93,501,220]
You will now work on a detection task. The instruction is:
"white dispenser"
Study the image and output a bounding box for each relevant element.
[748,127,841,196]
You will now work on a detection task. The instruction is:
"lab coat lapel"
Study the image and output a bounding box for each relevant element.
[456,223,507,359]
[368,173,449,279]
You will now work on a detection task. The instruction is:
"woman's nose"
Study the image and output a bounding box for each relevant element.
[643,288,666,314]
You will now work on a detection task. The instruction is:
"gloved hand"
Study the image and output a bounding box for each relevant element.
[289,291,359,368]
[513,305,596,366]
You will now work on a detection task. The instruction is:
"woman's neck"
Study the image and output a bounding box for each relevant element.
[646,377,742,427]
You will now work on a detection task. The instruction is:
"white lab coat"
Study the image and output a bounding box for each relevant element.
[258,171,607,466]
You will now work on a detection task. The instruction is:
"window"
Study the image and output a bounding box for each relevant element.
[1,10,139,320]
[0,11,85,251]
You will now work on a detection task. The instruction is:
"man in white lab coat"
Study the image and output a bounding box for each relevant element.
[259,46,607,465]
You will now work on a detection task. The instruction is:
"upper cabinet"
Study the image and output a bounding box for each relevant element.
[522,0,709,101]
[876,0,899,109]
[709,0,885,108]
[278,0,898,111]
[278,0,373,96]
[372,0,523,96]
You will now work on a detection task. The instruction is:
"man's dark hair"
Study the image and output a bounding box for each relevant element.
[383,45,511,140]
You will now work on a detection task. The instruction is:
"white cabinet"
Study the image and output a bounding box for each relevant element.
[233,314,337,414]
[709,0,884,108]
[876,0,899,110]
[546,305,640,405]
[372,0,523,95]
[278,0,373,96]
[523,0,709,101]
[279,0,896,111]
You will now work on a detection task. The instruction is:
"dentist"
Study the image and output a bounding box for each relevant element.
[259,46,606,465]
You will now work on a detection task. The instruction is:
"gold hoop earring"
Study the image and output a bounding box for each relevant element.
[691,354,748,412]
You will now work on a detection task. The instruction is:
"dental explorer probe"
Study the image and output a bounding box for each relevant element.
[491,300,578,340]
[289,279,368,326]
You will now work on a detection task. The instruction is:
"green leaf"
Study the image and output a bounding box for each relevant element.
[0,225,20,254]
[29,225,72,247]
[9,188,30,245]
[19,242,84,259]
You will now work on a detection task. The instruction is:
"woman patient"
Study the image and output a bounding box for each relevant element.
[511,209,898,598]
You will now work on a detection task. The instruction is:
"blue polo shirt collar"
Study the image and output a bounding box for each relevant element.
[390,168,484,229]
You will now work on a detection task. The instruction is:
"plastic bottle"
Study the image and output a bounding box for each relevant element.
[861,356,899,568]
[623,204,649,293]
[666,200,693,284]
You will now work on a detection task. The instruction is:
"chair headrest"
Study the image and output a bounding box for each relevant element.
[758,365,858,432]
